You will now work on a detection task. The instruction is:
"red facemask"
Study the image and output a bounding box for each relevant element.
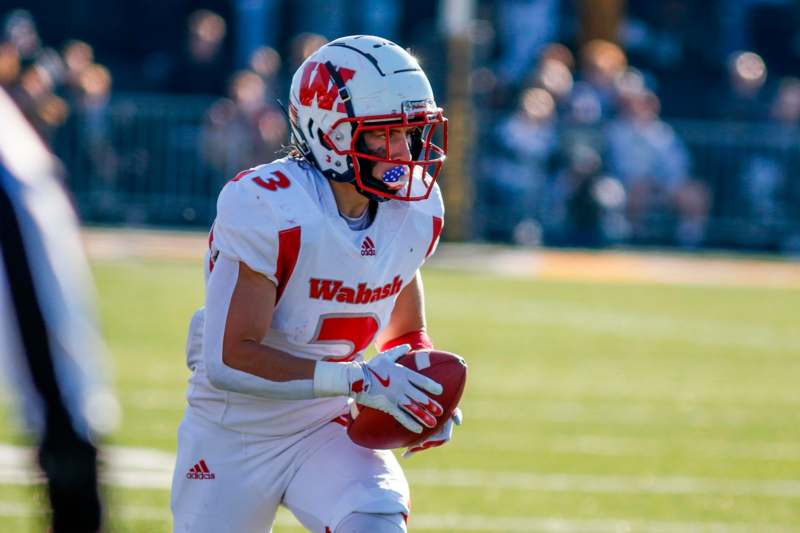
[323,109,447,201]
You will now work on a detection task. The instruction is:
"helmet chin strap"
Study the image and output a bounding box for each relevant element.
[352,144,400,203]
[353,172,392,203]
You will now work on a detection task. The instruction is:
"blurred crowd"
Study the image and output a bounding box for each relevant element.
[480,39,712,248]
[0,10,110,140]
[2,0,800,251]
[475,0,800,251]
[0,8,307,222]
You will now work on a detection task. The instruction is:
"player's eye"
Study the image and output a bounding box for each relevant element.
[406,127,422,139]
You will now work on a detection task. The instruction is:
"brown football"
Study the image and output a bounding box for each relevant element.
[347,350,467,450]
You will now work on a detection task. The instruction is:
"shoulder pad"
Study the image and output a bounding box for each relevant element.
[220,159,318,227]
[212,160,304,282]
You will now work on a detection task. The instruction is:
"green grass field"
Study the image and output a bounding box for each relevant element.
[1,255,799,532]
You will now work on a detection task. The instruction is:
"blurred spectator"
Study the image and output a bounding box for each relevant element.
[3,10,40,65]
[0,11,117,152]
[623,0,723,118]
[0,41,20,87]
[249,46,281,80]
[730,76,800,249]
[770,77,800,126]
[61,40,94,99]
[289,32,328,73]
[543,143,627,247]
[10,58,69,140]
[529,43,575,113]
[540,42,575,71]
[718,0,797,73]
[494,0,560,87]
[736,152,786,247]
[233,0,274,69]
[248,45,282,102]
[75,64,118,193]
[606,88,709,246]
[717,50,769,121]
[568,39,628,123]
[202,70,288,178]
[168,9,231,96]
[482,87,558,242]
[500,87,558,172]
[774,79,800,251]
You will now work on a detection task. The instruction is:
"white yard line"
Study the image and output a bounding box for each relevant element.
[70,389,800,462]
[465,398,797,427]
[475,298,800,354]
[0,500,794,532]
[81,228,800,289]
[0,444,798,499]
[548,435,800,462]
[121,388,800,428]
[407,469,800,499]
[458,434,800,462]
[118,390,800,460]
[408,514,798,533]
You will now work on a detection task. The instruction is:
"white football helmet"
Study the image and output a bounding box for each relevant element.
[288,35,447,202]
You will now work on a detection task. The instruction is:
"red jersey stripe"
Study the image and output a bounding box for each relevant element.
[230,169,254,182]
[425,216,443,258]
[275,226,301,305]
[208,225,216,273]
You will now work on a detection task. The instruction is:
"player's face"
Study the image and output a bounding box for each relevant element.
[361,126,415,191]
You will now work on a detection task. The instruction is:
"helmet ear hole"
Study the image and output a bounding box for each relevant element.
[306,119,315,138]
[317,128,333,150]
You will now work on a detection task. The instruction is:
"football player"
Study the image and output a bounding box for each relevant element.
[171,35,461,532]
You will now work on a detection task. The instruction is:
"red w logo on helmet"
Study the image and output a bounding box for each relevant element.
[298,61,356,112]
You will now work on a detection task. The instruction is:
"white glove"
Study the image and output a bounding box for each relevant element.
[403,407,462,458]
[314,344,443,433]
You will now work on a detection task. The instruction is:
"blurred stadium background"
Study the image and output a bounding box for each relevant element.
[4,0,800,250]
[1,0,800,531]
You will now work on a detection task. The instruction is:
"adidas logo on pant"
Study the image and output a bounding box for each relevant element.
[186,459,215,480]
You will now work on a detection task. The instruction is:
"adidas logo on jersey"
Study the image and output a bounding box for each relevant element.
[361,237,376,256]
[186,459,215,480]
[309,276,402,304]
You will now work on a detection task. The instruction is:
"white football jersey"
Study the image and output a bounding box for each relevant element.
[185,157,444,436]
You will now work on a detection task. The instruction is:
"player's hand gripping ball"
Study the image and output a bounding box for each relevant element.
[348,350,467,450]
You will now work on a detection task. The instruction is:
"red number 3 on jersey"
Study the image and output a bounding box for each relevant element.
[230,169,291,192]
[253,171,291,191]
